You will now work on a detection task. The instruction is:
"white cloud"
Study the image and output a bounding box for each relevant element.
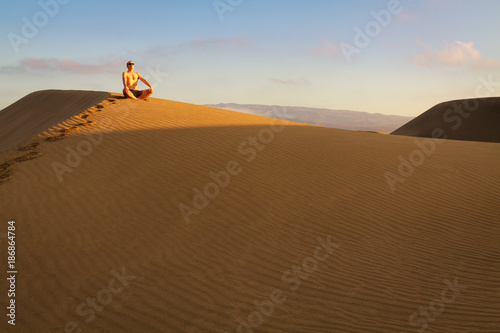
[0,35,251,75]
[413,39,500,69]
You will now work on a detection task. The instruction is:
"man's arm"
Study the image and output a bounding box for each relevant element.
[122,72,128,88]
[138,73,154,92]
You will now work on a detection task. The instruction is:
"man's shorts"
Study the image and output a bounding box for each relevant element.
[124,89,143,98]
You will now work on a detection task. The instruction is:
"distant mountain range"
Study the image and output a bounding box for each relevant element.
[205,103,414,133]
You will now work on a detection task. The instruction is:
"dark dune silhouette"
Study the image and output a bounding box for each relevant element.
[391,97,500,143]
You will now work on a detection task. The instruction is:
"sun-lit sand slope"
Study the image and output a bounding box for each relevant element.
[0,91,499,332]
[0,90,110,152]
[391,97,500,143]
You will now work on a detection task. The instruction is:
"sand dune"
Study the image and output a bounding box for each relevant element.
[391,97,500,143]
[0,90,111,153]
[0,91,499,332]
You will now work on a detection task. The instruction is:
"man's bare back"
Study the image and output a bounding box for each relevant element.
[122,61,153,100]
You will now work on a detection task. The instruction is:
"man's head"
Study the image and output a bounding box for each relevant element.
[126,61,134,69]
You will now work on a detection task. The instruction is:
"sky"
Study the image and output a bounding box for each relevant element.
[1,0,499,116]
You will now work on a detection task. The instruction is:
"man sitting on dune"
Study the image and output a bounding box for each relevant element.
[122,61,154,100]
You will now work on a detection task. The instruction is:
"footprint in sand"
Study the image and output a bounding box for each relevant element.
[95,104,104,110]
[18,142,40,151]
[0,162,12,173]
[77,120,93,127]
[0,172,12,183]
[1,149,44,183]
[46,121,93,142]
[0,162,13,182]
[15,151,42,162]
[60,126,79,134]
[80,114,90,119]
[46,134,66,142]
[0,162,13,183]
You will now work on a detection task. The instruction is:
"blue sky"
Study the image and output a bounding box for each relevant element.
[1,0,499,116]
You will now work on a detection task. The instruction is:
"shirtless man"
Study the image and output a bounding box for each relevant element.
[122,61,154,100]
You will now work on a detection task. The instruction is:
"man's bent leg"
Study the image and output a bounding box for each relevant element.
[123,88,138,99]
[137,88,153,100]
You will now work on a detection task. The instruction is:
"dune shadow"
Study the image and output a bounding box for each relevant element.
[0,90,111,153]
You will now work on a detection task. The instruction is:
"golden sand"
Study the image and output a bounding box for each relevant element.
[0,90,499,332]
